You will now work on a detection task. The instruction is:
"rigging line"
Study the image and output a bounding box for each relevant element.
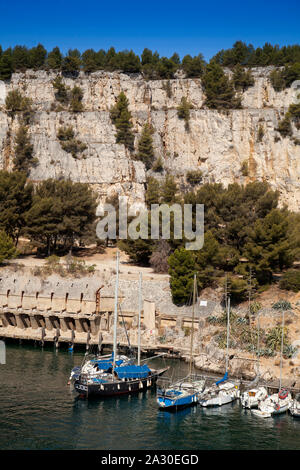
[118,302,132,352]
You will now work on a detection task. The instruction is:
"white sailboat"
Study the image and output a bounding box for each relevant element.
[199,291,240,407]
[290,393,300,418]
[252,310,292,418]
[157,274,206,410]
[241,309,268,409]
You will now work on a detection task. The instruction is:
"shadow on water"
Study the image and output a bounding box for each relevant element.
[1,344,300,450]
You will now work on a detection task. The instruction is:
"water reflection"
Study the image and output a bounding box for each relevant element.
[1,344,300,450]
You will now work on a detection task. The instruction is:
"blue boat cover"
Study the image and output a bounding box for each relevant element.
[115,364,151,379]
[216,371,228,385]
[90,358,123,370]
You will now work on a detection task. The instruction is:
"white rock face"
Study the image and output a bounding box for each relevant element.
[0,68,299,209]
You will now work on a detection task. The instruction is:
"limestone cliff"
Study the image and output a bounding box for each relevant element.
[0,67,299,209]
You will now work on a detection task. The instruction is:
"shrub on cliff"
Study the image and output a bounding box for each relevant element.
[5,90,32,115]
[186,170,203,185]
[270,63,300,91]
[57,126,87,158]
[70,85,84,112]
[177,97,193,131]
[52,76,69,104]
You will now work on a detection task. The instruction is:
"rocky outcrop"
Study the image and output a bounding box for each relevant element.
[0,67,299,209]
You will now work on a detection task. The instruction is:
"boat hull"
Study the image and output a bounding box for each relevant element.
[74,369,167,398]
[199,395,236,407]
[157,393,198,411]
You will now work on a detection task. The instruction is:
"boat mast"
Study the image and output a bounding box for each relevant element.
[257,312,260,377]
[137,272,142,366]
[112,250,119,375]
[225,292,230,374]
[189,273,197,377]
[279,309,285,391]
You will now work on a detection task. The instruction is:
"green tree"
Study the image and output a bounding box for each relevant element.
[82,48,98,73]
[52,75,69,105]
[62,49,81,75]
[168,248,196,305]
[14,125,38,175]
[0,48,13,80]
[202,63,241,109]
[110,92,135,152]
[135,124,155,170]
[232,65,254,91]
[244,209,293,284]
[29,43,47,69]
[25,179,97,255]
[5,90,32,115]
[0,171,33,244]
[47,47,62,70]
[182,54,205,77]
[0,231,18,264]
[161,175,178,204]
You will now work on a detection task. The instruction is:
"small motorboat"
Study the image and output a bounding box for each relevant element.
[240,387,268,409]
[290,393,300,418]
[253,389,292,417]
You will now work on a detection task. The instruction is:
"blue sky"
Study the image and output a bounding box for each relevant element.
[0,0,299,60]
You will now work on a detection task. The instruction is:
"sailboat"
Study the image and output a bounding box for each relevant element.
[199,288,240,407]
[156,274,206,410]
[290,393,300,418]
[241,296,268,409]
[252,309,292,417]
[73,252,167,398]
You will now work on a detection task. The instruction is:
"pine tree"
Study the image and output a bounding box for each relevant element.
[0,231,18,264]
[145,177,161,207]
[232,65,254,91]
[82,49,98,73]
[202,63,241,109]
[168,248,196,305]
[29,43,47,69]
[0,171,33,244]
[110,92,135,152]
[14,125,37,175]
[47,47,62,70]
[161,175,178,203]
[136,124,155,170]
[52,76,69,104]
[62,49,81,75]
[0,49,13,80]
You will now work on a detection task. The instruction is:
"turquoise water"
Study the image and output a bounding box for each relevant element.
[1,343,300,450]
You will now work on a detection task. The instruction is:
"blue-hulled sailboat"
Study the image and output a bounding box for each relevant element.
[157,274,205,410]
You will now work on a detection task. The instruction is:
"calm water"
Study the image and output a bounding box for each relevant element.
[1,343,300,450]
